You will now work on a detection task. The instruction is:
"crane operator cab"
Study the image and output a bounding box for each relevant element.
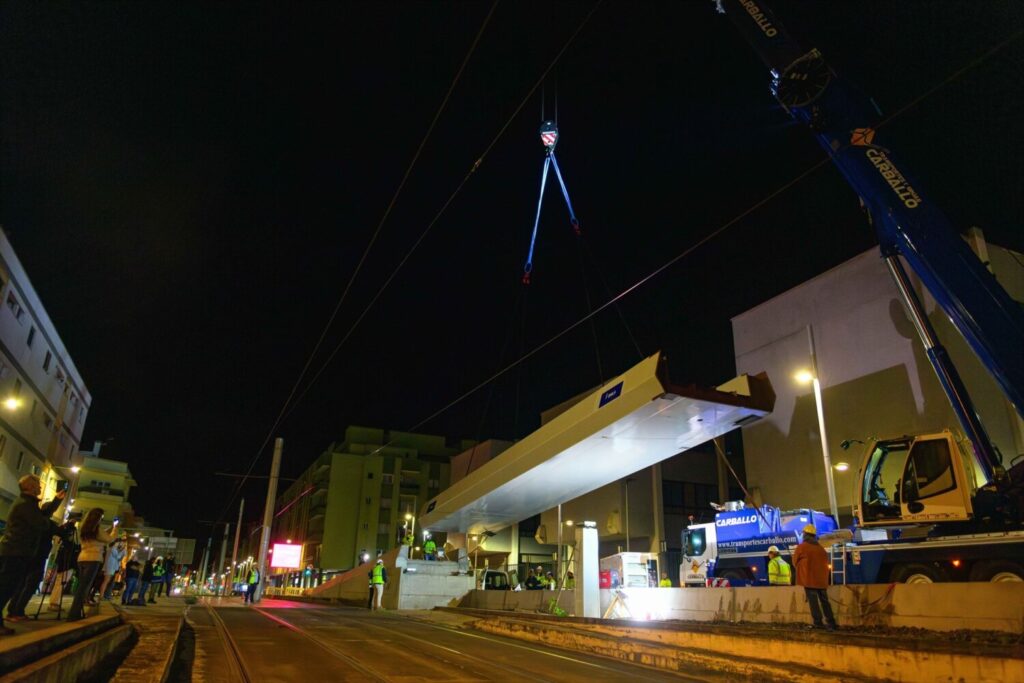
[854,431,978,527]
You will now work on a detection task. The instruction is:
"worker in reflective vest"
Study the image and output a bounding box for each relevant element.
[423,538,437,561]
[767,545,792,586]
[371,559,387,610]
[659,572,672,587]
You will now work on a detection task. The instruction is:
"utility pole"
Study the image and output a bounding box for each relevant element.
[199,535,212,588]
[217,523,230,596]
[229,498,244,596]
[255,438,283,602]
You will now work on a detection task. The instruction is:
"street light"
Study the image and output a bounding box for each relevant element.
[3,397,22,410]
[795,326,840,524]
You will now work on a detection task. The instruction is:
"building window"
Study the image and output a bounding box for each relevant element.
[0,361,8,379]
[26,326,35,348]
[0,434,6,459]
[43,413,53,430]
[6,292,22,320]
[382,473,394,485]
[16,452,24,471]
[367,472,374,479]
[43,351,52,372]
[31,464,40,476]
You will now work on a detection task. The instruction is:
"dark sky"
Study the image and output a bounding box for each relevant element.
[2,2,1021,551]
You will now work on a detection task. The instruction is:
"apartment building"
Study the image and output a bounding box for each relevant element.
[273,426,471,585]
[0,232,91,520]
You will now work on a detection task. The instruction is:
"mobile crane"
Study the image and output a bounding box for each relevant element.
[683,1,1024,584]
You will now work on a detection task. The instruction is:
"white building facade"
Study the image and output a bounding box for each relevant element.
[0,232,91,519]
[732,229,1024,518]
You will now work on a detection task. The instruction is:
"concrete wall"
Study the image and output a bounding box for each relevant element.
[460,583,1023,633]
[596,584,1023,633]
[733,241,1024,514]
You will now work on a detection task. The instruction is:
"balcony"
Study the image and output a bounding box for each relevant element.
[78,486,124,498]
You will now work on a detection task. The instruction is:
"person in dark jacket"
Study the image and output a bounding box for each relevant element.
[136,559,155,606]
[6,490,64,621]
[121,560,141,605]
[0,476,64,634]
[162,555,176,597]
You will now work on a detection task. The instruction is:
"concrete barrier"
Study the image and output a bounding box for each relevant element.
[308,554,474,611]
[456,583,1024,633]
[598,583,1024,633]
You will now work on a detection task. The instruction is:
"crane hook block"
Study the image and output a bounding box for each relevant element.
[540,120,559,151]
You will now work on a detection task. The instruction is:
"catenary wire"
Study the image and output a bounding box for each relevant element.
[278,1,606,425]
[212,1,500,527]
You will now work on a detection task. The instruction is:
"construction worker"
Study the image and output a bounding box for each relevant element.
[545,571,556,589]
[659,572,672,587]
[245,566,260,604]
[564,571,576,590]
[792,524,837,630]
[423,537,437,561]
[370,559,387,610]
[767,545,792,586]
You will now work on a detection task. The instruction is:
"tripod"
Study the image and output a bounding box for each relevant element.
[33,538,76,621]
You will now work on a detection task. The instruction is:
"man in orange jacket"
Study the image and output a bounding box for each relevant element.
[792,524,837,630]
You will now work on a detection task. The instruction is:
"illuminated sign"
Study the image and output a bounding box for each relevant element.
[270,543,302,569]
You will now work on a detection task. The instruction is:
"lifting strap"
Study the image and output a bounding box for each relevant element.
[522,120,580,284]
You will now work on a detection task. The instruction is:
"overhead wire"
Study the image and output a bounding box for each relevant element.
[213,0,501,524]
[279,0,606,426]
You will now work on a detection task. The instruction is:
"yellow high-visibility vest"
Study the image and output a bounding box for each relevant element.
[768,556,792,585]
[371,564,385,585]
[659,578,672,587]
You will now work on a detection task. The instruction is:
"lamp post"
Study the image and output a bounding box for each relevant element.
[795,326,840,524]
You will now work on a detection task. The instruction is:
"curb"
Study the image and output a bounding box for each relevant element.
[0,625,133,683]
[0,613,122,675]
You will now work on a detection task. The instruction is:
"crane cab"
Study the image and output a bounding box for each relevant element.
[854,431,977,527]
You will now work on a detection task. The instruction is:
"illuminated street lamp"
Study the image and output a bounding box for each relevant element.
[3,397,22,410]
[795,327,840,524]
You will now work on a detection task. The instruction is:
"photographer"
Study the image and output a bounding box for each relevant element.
[67,508,116,621]
[0,475,64,634]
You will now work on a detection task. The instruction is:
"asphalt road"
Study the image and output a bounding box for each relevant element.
[191,601,706,682]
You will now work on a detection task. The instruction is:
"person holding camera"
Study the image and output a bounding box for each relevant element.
[0,475,65,634]
[67,508,117,621]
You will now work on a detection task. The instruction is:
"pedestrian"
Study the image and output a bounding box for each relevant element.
[6,484,65,622]
[659,572,672,587]
[0,475,65,633]
[100,539,126,600]
[525,568,541,590]
[245,566,260,604]
[767,545,792,586]
[423,537,436,561]
[370,559,387,610]
[68,508,116,621]
[163,555,176,597]
[564,571,576,590]
[792,524,837,630]
[121,560,141,605]
[136,558,155,606]
[545,571,556,589]
[148,558,165,602]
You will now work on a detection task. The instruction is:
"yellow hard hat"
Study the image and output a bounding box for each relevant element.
[802,524,817,535]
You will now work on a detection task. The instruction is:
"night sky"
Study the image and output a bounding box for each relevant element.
[2,2,1021,553]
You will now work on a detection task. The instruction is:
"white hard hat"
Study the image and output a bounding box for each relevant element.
[376,559,384,564]
[767,545,780,554]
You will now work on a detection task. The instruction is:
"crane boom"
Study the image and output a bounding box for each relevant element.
[717,0,1024,481]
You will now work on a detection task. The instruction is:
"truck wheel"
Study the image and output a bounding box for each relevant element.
[890,563,948,584]
[970,560,1024,583]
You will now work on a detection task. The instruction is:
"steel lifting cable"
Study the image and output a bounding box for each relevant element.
[212,1,501,525]
[522,119,581,284]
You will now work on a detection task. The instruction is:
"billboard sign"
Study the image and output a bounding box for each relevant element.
[270,543,302,569]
